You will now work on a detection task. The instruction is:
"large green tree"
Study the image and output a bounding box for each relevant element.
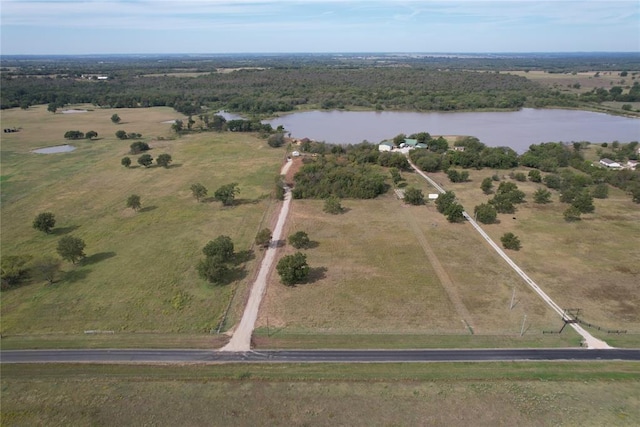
[276,252,310,286]
[111,113,121,124]
[32,212,56,234]
[572,190,595,213]
[404,187,425,205]
[197,256,229,285]
[214,183,239,206]
[202,236,235,262]
[56,236,86,264]
[533,188,552,204]
[473,203,497,224]
[137,154,153,168]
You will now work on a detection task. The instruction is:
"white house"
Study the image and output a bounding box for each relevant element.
[600,158,622,168]
[378,141,395,152]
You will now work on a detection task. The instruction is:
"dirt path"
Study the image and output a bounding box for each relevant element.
[221,159,293,352]
[401,207,474,333]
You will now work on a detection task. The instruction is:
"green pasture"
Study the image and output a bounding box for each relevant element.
[2,362,639,426]
[1,105,284,337]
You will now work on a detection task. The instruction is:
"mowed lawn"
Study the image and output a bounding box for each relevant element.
[430,167,640,342]
[258,167,571,345]
[1,105,284,336]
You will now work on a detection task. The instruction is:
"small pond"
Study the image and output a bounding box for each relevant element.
[32,144,77,154]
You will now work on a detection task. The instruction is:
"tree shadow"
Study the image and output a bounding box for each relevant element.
[81,251,116,266]
[305,266,328,284]
[201,196,217,204]
[139,205,157,213]
[52,225,80,236]
[270,239,286,248]
[227,266,247,283]
[63,268,91,284]
[233,249,255,265]
[167,163,182,169]
[234,198,261,206]
[306,240,320,249]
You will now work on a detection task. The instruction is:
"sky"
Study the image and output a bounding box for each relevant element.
[1,0,639,55]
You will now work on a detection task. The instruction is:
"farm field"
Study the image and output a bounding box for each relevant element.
[0,105,284,342]
[3,362,639,426]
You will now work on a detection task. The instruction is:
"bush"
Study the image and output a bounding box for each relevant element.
[32,212,56,234]
[156,153,172,168]
[130,141,150,154]
[500,232,521,250]
[267,133,286,148]
[323,196,344,214]
[137,154,153,168]
[288,231,311,249]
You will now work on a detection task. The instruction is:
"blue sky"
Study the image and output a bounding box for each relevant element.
[1,0,638,55]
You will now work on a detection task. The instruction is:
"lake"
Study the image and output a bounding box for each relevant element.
[266,109,640,153]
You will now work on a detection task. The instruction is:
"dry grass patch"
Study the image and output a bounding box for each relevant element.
[444,168,640,338]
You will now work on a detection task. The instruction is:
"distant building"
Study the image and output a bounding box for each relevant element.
[599,158,622,168]
[378,141,395,152]
[403,138,419,148]
[452,146,465,152]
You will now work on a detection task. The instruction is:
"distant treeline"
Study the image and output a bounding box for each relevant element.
[2,53,639,114]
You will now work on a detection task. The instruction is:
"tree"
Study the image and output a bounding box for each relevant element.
[116,130,128,140]
[447,169,469,183]
[32,212,56,234]
[156,153,172,168]
[85,130,98,140]
[288,231,311,249]
[47,103,57,114]
[126,194,141,211]
[268,133,286,148]
[56,236,86,264]
[445,203,465,223]
[474,203,497,224]
[121,156,132,168]
[255,228,272,248]
[389,167,402,185]
[171,119,183,133]
[533,188,552,204]
[197,256,229,285]
[190,183,208,202]
[137,154,153,168]
[202,236,235,262]
[111,113,121,124]
[129,141,150,154]
[276,252,310,286]
[435,191,456,214]
[592,183,609,199]
[528,169,542,183]
[214,183,239,206]
[1,255,33,290]
[32,256,61,285]
[404,187,425,205]
[480,177,494,194]
[572,190,595,214]
[64,130,84,140]
[500,232,521,250]
[563,206,582,222]
[323,196,344,214]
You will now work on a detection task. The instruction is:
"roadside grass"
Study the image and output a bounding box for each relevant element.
[1,105,284,337]
[258,170,573,343]
[2,363,639,426]
[503,70,631,95]
[436,167,640,344]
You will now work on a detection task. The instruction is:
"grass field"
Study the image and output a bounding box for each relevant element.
[429,166,640,344]
[1,105,285,339]
[2,362,639,426]
[257,167,576,346]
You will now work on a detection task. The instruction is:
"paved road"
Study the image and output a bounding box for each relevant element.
[2,348,639,364]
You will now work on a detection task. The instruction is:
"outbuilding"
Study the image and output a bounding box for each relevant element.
[599,158,622,168]
[378,141,395,152]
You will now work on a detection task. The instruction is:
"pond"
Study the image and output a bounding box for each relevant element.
[266,108,640,153]
[32,144,77,154]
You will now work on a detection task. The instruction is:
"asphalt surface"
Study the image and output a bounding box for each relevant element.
[2,348,640,364]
